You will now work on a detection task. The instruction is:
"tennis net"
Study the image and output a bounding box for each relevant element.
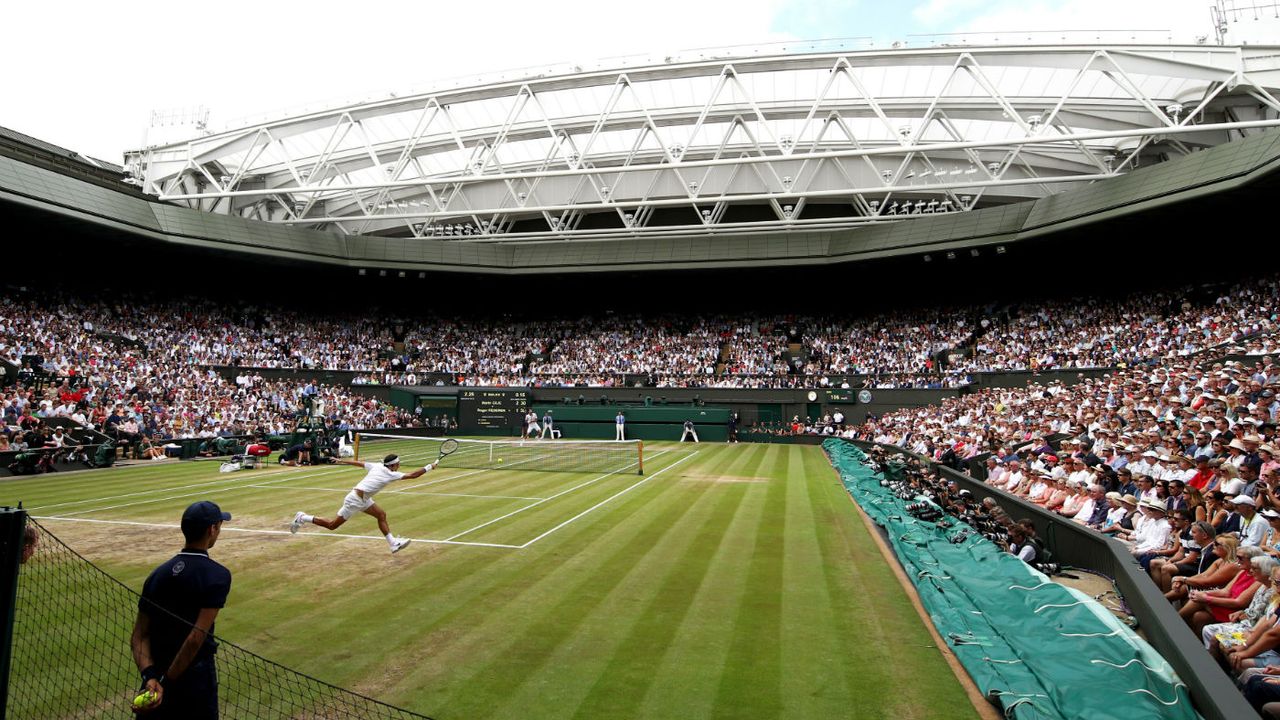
[355,435,644,475]
[4,514,432,719]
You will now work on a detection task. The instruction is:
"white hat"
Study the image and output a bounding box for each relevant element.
[1140,498,1167,512]
[1142,450,1159,458]
[1232,495,1257,507]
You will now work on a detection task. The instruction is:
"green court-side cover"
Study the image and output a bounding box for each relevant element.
[823,440,1200,720]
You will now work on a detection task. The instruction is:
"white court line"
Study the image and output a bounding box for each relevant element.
[444,450,670,542]
[33,516,521,549]
[518,450,699,548]
[251,485,545,501]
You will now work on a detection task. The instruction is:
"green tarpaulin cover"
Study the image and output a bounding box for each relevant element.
[824,440,1200,720]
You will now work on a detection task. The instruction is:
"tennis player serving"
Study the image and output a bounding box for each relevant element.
[290,453,437,553]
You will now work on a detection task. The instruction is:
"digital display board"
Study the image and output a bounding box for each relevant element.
[458,389,530,431]
[826,389,855,403]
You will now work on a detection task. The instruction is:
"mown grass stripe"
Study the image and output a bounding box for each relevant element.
[708,444,787,720]
[560,456,752,719]
[810,451,979,720]
[631,450,769,719]
[778,445,850,718]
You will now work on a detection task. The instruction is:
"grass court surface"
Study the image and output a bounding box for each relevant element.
[6,439,978,720]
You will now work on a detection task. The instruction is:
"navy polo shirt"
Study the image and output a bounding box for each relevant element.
[139,549,232,669]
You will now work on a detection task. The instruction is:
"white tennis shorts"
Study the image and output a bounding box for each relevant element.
[337,490,374,519]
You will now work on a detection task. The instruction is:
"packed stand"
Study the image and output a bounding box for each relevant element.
[799,310,970,376]
[528,315,729,378]
[5,275,1278,392]
[0,291,423,468]
[850,350,1280,715]
[955,280,1277,371]
[731,275,1278,383]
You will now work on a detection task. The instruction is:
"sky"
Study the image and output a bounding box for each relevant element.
[0,0,1260,162]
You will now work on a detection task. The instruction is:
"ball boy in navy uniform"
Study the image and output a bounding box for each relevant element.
[131,501,232,718]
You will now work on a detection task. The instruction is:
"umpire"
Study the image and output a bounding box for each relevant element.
[131,501,233,718]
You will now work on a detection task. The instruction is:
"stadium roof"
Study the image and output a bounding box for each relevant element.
[128,42,1280,245]
[0,126,124,174]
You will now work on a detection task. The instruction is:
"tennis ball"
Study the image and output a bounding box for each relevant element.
[132,690,157,708]
[498,458,504,463]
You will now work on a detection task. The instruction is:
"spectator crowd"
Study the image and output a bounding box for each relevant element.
[852,351,1280,714]
[4,273,1275,395]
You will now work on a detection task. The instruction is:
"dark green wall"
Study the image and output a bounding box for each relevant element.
[533,405,729,441]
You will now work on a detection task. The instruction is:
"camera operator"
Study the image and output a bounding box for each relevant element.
[1003,524,1037,563]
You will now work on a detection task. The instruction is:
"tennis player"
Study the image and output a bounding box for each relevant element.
[680,419,700,443]
[289,454,437,553]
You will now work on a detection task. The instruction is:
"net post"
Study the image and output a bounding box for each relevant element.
[0,506,28,720]
[353,432,361,462]
[637,440,644,475]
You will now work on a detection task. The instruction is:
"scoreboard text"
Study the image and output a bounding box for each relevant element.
[458,389,530,431]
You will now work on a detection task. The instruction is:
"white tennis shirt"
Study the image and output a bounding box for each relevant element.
[354,462,407,496]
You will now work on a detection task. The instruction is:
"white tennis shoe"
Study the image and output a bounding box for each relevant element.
[390,537,412,554]
[290,512,305,534]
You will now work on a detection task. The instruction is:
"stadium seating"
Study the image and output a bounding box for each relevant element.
[1,273,1276,452]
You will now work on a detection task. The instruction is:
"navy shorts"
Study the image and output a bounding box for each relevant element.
[150,657,218,720]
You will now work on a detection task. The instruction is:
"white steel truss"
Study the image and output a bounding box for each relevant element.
[127,44,1280,243]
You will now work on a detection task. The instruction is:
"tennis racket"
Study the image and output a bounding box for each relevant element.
[436,438,459,464]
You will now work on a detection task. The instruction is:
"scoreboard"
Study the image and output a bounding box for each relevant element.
[458,388,530,432]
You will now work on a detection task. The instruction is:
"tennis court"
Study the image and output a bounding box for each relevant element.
[4,440,980,720]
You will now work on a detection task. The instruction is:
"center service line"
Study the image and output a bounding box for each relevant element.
[442,449,671,541]
[517,450,700,548]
